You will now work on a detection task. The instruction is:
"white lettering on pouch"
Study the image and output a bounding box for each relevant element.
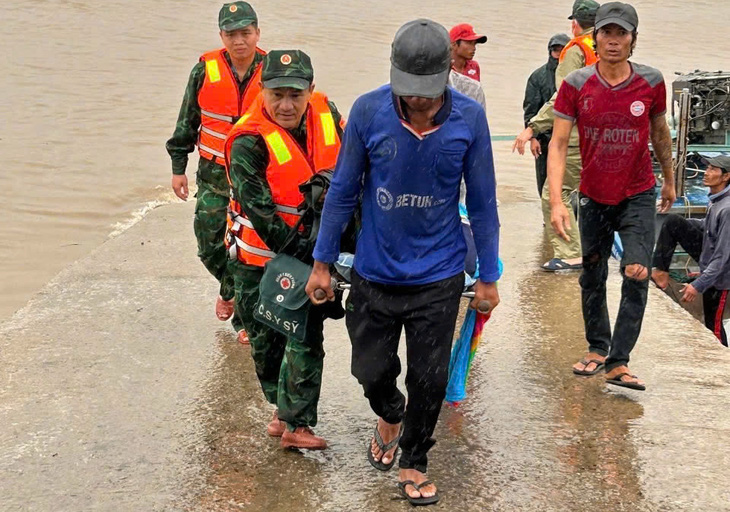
[257,304,300,334]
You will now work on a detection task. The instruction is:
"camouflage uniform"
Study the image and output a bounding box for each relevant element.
[231,261,326,427]
[226,50,344,429]
[166,49,264,332]
[528,0,599,261]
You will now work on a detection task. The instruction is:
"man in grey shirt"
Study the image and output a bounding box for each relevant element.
[652,155,730,346]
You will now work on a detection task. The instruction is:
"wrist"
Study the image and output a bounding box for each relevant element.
[312,261,331,272]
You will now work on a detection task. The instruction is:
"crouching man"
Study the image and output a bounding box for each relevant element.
[652,156,730,346]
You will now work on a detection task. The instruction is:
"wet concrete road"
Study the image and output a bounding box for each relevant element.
[2,143,730,511]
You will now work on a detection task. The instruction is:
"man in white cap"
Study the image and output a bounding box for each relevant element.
[306,18,500,506]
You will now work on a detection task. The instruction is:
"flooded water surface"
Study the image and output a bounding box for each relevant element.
[2,1,730,511]
[1,0,728,320]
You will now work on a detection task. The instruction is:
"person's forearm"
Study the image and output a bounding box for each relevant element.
[651,119,674,184]
[166,64,205,175]
[547,137,568,206]
[529,92,556,135]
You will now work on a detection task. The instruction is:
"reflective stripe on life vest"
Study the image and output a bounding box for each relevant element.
[223,91,342,267]
[197,47,266,165]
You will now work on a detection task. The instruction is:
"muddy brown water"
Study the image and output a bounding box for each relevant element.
[2,0,729,321]
[2,0,730,510]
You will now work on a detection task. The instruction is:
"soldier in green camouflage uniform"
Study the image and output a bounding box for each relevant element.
[166,2,263,331]
[226,50,344,450]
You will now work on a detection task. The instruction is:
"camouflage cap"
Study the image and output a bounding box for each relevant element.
[568,0,600,24]
[219,2,257,32]
[262,50,314,90]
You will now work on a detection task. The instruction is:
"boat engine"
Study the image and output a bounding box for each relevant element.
[672,70,730,145]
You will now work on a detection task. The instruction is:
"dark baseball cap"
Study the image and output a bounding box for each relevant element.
[595,2,638,31]
[219,2,257,32]
[568,0,600,23]
[548,33,571,49]
[261,50,314,90]
[390,19,451,99]
[704,155,730,172]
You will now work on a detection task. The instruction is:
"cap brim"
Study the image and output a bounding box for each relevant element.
[595,17,635,31]
[262,77,311,90]
[461,34,488,43]
[219,18,257,32]
[390,65,449,99]
[703,156,730,172]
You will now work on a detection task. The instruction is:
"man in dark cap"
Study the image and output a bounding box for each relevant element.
[224,50,345,450]
[166,2,264,339]
[306,19,500,506]
[513,0,600,272]
[549,2,676,389]
[522,33,571,196]
[652,156,730,346]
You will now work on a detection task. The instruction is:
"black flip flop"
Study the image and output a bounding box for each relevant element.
[606,372,646,391]
[541,258,583,272]
[367,423,402,471]
[572,358,605,376]
[397,480,440,506]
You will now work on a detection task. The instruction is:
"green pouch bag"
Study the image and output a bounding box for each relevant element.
[254,253,312,341]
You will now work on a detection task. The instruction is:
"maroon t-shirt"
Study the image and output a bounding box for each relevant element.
[454,59,481,82]
[554,62,667,205]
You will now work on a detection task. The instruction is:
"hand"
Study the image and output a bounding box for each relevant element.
[512,127,534,155]
[659,181,676,213]
[470,280,500,313]
[306,261,334,305]
[681,283,698,302]
[550,202,572,242]
[172,174,189,201]
[530,138,542,158]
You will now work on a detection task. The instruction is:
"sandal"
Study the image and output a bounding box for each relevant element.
[541,258,582,272]
[572,357,605,376]
[367,422,402,471]
[397,480,440,506]
[606,372,646,391]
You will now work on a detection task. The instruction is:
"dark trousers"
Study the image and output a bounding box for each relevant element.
[652,214,728,346]
[579,189,655,371]
[534,136,550,197]
[346,271,464,473]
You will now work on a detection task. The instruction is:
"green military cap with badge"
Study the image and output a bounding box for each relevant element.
[261,50,314,90]
[568,0,600,23]
[219,1,258,31]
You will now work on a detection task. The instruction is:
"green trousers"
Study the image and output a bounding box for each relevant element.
[230,260,325,430]
[541,148,582,260]
[193,179,240,328]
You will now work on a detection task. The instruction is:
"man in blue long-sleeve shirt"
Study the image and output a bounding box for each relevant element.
[305,19,500,506]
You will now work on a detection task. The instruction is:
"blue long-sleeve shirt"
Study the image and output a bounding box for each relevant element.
[313,84,500,286]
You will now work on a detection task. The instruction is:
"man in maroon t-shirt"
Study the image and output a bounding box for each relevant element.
[548,2,675,391]
[449,23,487,82]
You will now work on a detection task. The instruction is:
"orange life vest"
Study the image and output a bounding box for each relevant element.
[197,47,266,165]
[559,34,597,66]
[223,91,342,267]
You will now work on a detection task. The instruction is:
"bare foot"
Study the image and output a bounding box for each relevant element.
[371,418,401,465]
[399,468,437,499]
[572,352,606,374]
[651,269,669,290]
